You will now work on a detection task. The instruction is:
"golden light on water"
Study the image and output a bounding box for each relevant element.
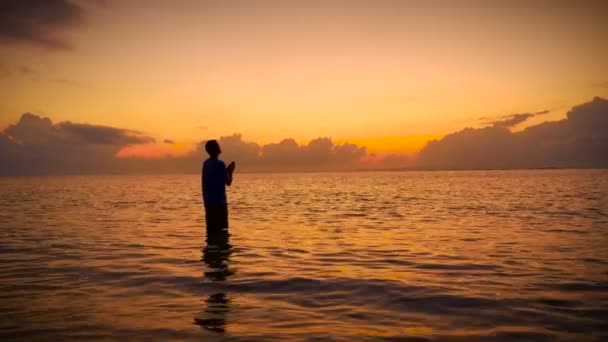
[2,171,606,339]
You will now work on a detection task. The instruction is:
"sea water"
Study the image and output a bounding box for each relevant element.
[1,170,607,341]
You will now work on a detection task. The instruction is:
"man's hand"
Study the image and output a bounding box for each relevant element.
[225,161,235,186]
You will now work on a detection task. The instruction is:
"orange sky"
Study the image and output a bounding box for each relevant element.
[1,0,607,154]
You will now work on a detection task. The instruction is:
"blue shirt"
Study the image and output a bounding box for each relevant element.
[202,158,228,205]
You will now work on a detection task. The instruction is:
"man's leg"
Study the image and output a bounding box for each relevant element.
[219,205,228,229]
[205,205,228,231]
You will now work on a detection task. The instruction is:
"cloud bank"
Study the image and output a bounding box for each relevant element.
[0,115,373,175]
[418,97,608,169]
[0,113,155,175]
[1,97,607,175]
[207,135,367,172]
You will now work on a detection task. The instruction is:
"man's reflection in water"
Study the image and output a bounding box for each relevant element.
[194,228,233,333]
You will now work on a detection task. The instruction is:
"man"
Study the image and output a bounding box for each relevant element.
[202,140,235,231]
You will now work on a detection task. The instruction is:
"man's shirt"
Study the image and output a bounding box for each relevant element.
[202,158,228,205]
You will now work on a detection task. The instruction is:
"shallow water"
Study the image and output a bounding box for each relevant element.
[1,170,608,341]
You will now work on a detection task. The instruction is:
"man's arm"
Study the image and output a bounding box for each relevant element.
[201,163,206,197]
[226,161,235,186]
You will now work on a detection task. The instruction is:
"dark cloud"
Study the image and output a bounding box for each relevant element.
[374,153,411,170]
[419,97,608,169]
[0,113,155,175]
[4,97,606,175]
[4,113,153,146]
[482,110,550,128]
[216,134,263,167]
[261,138,303,166]
[58,122,154,145]
[256,137,365,171]
[0,0,84,49]
[358,152,412,170]
[190,134,366,172]
[163,139,175,144]
[0,115,367,175]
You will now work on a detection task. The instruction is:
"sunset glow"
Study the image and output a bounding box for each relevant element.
[339,135,443,153]
[2,2,608,340]
[116,142,194,159]
[1,0,607,173]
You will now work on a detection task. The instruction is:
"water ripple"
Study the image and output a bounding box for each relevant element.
[1,170,607,341]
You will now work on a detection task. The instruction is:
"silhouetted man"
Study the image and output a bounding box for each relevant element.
[202,140,235,231]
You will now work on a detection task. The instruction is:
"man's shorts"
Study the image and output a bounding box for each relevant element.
[205,204,228,230]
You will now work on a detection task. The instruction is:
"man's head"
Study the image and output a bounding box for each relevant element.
[205,139,221,157]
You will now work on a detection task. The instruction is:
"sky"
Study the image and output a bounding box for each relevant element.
[0,0,607,174]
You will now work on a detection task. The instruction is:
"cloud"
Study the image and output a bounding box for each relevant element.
[216,134,263,167]
[59,122,154,145]
[0,115,369,175]
[110,134,368,174]
[187,134,366,172]
[0,0,85,49]
[0,113,155,175]
[255,136,366,171]
[3,97,607,175]
[359,152,413,170]
[4,113,153,146]
[482,110,550,128]
[418,97,608,169]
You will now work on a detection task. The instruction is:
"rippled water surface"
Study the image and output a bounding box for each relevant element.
[1,170,608,341]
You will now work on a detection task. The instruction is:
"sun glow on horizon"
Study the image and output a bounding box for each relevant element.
[1,0,607,172]
[116,142,194,159]
[339,134,443,153]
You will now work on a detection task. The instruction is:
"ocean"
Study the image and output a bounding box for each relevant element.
[1,170,607,341]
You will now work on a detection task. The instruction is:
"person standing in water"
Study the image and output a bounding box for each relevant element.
[202,140,235,231]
